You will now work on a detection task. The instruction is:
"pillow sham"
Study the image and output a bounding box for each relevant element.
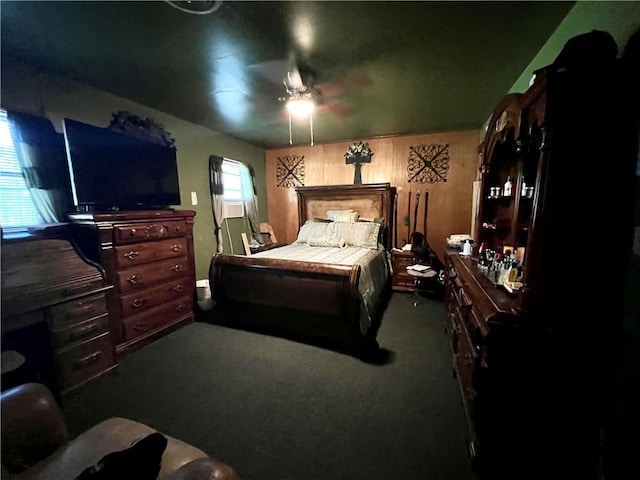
[326,209,355,221]
[358,217,386,244]
[335,221,381,249]
[308,222,346,247]
[296,220,328,243]
[332,211,359,223]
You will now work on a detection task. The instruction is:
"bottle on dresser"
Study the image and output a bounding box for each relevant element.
[503,175,513,197]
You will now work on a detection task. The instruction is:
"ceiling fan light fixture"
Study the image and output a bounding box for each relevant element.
[286,96,315,118]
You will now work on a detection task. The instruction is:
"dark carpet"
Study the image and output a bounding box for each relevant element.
[61,293,480,480]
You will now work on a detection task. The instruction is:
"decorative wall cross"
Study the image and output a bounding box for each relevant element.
[345,154,371,185]
[345,141,373,185]
[407,143,450,183]
[276,155,305,188]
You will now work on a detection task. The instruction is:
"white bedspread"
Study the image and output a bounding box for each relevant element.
[253,243,390,334]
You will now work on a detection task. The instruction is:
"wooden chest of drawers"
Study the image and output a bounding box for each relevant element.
[69,210,196,359]
[1,226,116,396]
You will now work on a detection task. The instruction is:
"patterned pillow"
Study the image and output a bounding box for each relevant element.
[326,209,356,221]
[308,222,346,247]
[295,221,328,243]
[332,211,360,223]
[336,222,381,249]
[359,217,386,245]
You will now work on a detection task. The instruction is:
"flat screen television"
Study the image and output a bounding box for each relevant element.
[63,118,181,210]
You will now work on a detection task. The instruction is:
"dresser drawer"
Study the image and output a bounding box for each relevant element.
[114,238,188,269]
[50,313,110,348]
[119,279,190,317]
[393,254,415,268]
[393,275,417,288]
[48,293,108,329]
[114,221,187,245]
[55,332,115,392]
[121,296,191,341]
[116,257,188,293]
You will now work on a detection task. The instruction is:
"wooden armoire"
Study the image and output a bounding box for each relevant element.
[443,31,638,479]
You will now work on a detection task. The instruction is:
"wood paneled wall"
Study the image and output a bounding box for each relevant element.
[266,130,482,262]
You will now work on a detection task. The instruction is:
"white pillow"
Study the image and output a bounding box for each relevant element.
[338,222,381,249]
[332,211,359,223]
[295,221,328,243]
[308,222,346,247]
[326,209,354,221]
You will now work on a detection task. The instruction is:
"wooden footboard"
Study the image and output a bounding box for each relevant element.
[209,253,365,341]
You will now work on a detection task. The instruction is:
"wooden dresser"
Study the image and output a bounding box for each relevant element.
[69,210,197,359]
[1,225,116,396]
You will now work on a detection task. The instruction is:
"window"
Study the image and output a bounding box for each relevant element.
[222,159,254,218]
[0,109,43,230]
[221,159,244,202]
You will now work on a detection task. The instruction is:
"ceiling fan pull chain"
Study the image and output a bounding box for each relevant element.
[310,112,314,147]
[288,111,293,145]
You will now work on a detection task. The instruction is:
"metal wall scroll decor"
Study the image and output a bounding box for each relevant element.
[345,141,373,185]
[276,155,305,188]
[407,143,450,183]
[109,111,176,149]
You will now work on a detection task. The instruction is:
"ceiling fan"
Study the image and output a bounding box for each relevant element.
[280,63,321,119]
[280,63,318,146]
[280,61,356,116]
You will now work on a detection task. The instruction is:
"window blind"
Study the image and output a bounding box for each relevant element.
[0,109,43,228]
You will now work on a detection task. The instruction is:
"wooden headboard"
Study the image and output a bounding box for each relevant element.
[295,183,397,250]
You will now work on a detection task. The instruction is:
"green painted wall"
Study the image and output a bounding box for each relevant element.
[0,57,267,281]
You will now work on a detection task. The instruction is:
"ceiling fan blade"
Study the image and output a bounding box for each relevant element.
[320,101,353,118]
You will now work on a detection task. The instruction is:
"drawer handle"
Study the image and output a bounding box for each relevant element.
[133,321,147,332]
[69,323,99,340]
[131,298,146,309]
[172,285,184,293]
[171,244,182,252]
[129,228,137,236]
[146,224,167,238]
[176,303,185,312]
[172,264,184,273]
[65,304,95,319]
[124,250,140,260]
[127,274,141,285]
[464,352,473,365]
[74,351,102,370]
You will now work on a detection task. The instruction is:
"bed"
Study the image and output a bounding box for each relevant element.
[208,183,396,352]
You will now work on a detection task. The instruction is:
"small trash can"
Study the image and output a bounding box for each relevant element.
[196,279,213,311]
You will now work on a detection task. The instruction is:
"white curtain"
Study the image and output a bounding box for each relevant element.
[209,155,225,253]
[242,164,263,245]
[8,111,71,223]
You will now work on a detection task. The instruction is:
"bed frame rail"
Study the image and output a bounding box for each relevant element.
[210,254,361,323]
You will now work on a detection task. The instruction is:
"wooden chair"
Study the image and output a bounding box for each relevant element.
[241,233,252,256]
[259,223,276,244]
[241,224,283,256]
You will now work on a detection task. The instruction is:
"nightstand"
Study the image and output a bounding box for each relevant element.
[391,250,419,292]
